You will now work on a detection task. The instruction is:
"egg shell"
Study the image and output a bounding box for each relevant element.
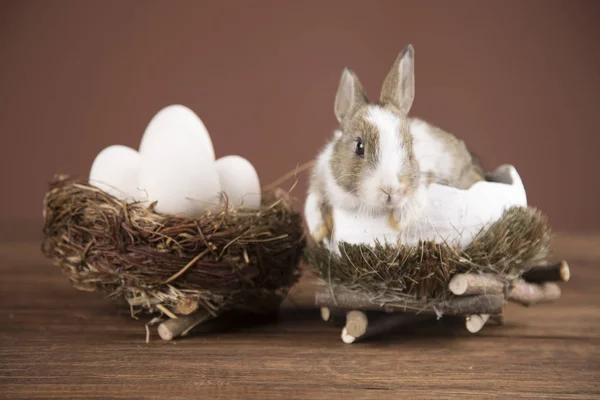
[138,108,221,217]
[139,104,215,161]
[89,145,143,201]
[215,155,261,209]
[327,165,528,253]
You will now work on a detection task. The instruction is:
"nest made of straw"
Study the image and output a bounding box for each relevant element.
[306,207,551,301]
[42,175,305,318]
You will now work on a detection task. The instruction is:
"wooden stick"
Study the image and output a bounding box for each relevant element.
[175,296,199,315]
[163,248,210,284]
[345,310,368,338]
[341,327,357,344]
[320,307,346,327]
[316,287,505,316]
[320,306,331,322]
[522,260,570,283]
[465,314,490,333]
[341,312,431,344]
[315,287,395,312]
[155,304,178,319]
[262,160,315,191]
[436,295,505,316]
[507,281,561,306]
[448,273,505,296]
[157,309,215,340]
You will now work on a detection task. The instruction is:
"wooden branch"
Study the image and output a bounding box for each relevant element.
[341,327,357,344]
[507,281,561,306]
[316,287,395,312]
[341,312,431,344]
[436,295,505,315]
[316,287,505,316]
[448,273,505,296]
[320,306,331,322]
[522,260,570,283]
[345,310,369,338]
[320,307,346,327]
[465,314,490,333]
[157,309,215,340]
[174,296,200,315]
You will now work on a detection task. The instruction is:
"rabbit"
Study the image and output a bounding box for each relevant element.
[305,44,484,243]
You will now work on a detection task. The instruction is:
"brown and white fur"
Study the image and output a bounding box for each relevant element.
[306,44,484,242]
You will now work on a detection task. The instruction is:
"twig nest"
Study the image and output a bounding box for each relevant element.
[42,176,305,325]
[307,166,569,343]
[306,165,551,301]
[89,105,262,216]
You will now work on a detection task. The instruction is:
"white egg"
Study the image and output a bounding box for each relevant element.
[89,145,143,201]
[138,109,221,217]
[139,104,215,161]
[215,156,261,209]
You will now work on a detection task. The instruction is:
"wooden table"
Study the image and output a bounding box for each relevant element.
[1,223,599,399]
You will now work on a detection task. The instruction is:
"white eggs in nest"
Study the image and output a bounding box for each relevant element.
[88,104,262,218]
[89,145,143,201]
[216,155,261,209]
[139,105,215,161]
[138,106,221,217]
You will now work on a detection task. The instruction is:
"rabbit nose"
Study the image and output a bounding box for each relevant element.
[380,185,399,196]
[380,186,400,203]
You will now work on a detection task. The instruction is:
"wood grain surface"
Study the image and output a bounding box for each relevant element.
[1,223,599,399]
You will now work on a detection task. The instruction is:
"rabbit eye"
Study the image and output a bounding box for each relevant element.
[355,138,365,158]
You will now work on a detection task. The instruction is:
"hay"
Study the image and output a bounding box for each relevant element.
[306,206,551,301]
[42,175,305,319]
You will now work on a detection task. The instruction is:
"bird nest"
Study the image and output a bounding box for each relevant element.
[42,175,305,340]
[305,207,571,343]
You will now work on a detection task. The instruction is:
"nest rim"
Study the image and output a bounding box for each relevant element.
[305,206,552,302]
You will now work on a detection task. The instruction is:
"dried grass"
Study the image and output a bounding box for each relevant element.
[306,207,551,300]
[42,175,305,318]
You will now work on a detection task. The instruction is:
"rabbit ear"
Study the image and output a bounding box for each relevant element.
[380,44,415,115]
[334,68,368,123]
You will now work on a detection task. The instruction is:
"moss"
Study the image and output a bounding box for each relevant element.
[306,206,550,300]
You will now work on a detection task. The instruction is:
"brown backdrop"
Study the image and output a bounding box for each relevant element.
[1,0,599,231]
